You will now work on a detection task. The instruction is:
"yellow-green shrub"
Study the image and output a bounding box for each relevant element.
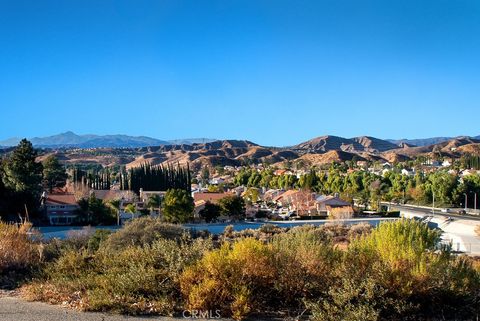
[181,238,276,319]
[270,226,340,305]
[308,219,480,320]
[102,217,186,252]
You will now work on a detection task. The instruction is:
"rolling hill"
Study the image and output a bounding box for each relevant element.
[4,132,480,170]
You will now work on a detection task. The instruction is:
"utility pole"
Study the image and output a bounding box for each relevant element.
[464,193,468,211]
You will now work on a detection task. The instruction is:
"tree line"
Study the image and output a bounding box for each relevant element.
[119,163,191,194]
[72,167,112,190]
[232,164,480,209]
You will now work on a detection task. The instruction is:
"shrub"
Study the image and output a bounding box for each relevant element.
[180,238,276,319]
[86,229,111,252]
[102,217,186,251]
[20,219,480,320]
[270,226,340,307]
[0,222,41,287]
[64,226,96,249]
[223,224,234,238]
[24,235,213,315]
[347,222,373,241]
[308,219,480,320]
[258,223,283,235]
[181,228,340,319]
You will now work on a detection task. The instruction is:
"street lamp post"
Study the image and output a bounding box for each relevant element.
[470,191,477,212]
[432,191,435,216]
[464,193,468,212]
[475,193,477,212]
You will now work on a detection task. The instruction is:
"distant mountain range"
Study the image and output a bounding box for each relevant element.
[8,134,477,171]
[0,132,217,148]
[387,136,480,147]
[1,131,479,149]
[2,132,480,171]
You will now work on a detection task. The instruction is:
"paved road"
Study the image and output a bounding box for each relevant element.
[389,204,480,256]
[385,203,480,221]
[0,293,236,321]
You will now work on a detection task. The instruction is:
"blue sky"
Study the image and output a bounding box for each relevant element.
[1,0,479,146]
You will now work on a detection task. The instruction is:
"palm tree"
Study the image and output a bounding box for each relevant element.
[124,203,137,221]
[146,194,162,215]
[106,199,121,225]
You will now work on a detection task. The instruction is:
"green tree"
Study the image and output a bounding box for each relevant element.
[201,167,210,185]
[42,155,68,192]
[218,195,246,218]
[199,201,221,223]
[75,194,116,225]
[124,203,136,214]
[2,139,42,194]
[161,188,194,223]
[146,194,162,211]
[1,139,43,218]
[244,187,260,203]
[106,199,121,225]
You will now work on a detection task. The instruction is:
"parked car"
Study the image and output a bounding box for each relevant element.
[441,208,450,213]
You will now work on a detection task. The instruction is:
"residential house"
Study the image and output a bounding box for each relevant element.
[193,192,233,219]
[263,189,284,202]
[139,189,166,216]
[356,161,369,168]
[401,168,415,176]
[460,169,475,177]
[274,169,287,176]
[382,168,391,176]
[42,193,79,225]
[274,190,317,216]
[209,177,225,185]
[442,159,452,167]
[315,195,354,218]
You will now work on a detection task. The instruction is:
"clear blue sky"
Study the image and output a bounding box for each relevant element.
[1,0,479,146]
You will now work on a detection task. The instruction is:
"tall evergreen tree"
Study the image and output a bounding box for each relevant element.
[2,139,42,195]
[42,155,68,192]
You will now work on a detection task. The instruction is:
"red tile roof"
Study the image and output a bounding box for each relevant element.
[193,192,231,203]
[45,194,77,205]
[93,190,134,201]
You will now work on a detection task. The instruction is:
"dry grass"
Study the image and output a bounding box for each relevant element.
[0,222,41,287]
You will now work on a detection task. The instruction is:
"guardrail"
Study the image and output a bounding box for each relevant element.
[382,202,480,216]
